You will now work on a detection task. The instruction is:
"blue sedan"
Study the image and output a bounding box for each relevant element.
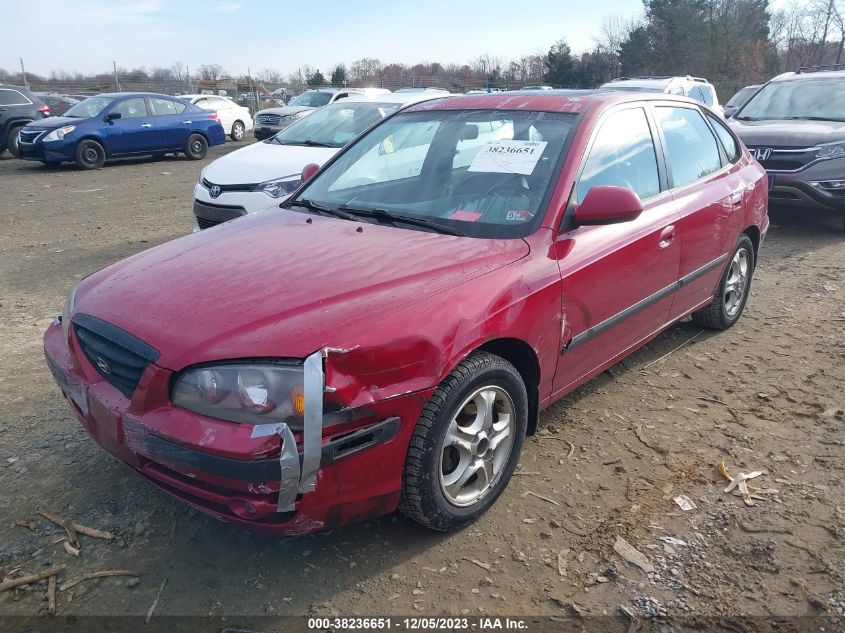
[17,92,226,169]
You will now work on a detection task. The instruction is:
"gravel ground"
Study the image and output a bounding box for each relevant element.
[0,146,843,627]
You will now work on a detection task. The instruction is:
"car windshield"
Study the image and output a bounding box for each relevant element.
[289,91,334,107]
[736,78,845,121]
[64,97,114,118]
[268,101,403,148]
[288,108,575,239]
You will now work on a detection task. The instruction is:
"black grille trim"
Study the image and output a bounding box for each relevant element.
[19,129,45,144]
[200,178,258,193]
[72,314,159,398]
[196,216,222,230]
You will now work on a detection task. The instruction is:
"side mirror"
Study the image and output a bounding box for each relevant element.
[301,163,320,183]
[104,111,122,121]
[574,186,643,225]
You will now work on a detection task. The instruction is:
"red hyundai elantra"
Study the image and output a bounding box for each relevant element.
[44,91,768,535]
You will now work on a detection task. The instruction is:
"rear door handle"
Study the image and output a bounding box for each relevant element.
[181,120,192,124]
[141,123,152,128]
[658,225,676,248]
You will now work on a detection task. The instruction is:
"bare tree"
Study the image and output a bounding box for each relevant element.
[197,64,225,80]
[256,68,284,84]
[349,57,383,80]
[171,61,186,82]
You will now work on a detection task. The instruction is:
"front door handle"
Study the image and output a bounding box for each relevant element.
[658,225,676,248]
[181,120,192,125]
[141,123,152,128]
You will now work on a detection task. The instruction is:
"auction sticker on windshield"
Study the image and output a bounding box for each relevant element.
[468,140,547,175]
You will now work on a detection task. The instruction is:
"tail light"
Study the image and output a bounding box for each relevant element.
[209,113,219,121]
[39,104,51,116]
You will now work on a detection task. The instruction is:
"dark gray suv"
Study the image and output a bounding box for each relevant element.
[728,65,845,228]
[0,85,51,157]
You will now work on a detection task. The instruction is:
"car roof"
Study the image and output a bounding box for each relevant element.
[96,92,183,98]
[403,90,699,115]
[334,92,451,105]
[771,68,845,82]
[179,94,232,100]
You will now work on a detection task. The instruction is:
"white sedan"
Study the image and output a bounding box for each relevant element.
[192,92,449,230]
[180,94,254,141]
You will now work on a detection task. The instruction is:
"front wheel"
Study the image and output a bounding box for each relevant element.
[74,139,106,170]
[692,234,755,330]
[230,121,245,141]
[7,126,23,158]
[399,352,528,531]
[184,133,208,160]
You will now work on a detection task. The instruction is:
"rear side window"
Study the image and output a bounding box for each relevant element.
[114,98,148,119]
[0,89,32,106]
[655,106,722,188]
[150,97,186,115]
[689,85,715,106]
[576,107,660,203]
[705,112,740,163]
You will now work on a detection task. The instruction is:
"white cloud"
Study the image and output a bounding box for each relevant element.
[212,2,242,11]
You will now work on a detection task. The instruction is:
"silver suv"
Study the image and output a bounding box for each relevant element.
[728,64,845,228]
[599,76,721,114]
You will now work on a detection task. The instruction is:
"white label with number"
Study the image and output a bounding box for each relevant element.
[468,140,548,175]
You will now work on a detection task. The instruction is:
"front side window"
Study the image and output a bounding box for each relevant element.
[655,106,722,188]
[706,112,740,163]
[114,97,148,119]
[150,97,186,115]
[65,97,114,118]
[290,109,575,239]
[736,79,845,121]
[0,89,31,106]
[576,107,660,203]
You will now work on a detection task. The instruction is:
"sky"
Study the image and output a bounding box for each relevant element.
[3,0,649,77]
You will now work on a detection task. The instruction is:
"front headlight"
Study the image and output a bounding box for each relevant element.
[43,126,76,142]
[61,284,78,341]
[252,175,301,198]
[816,142,845,160]
[172,362,305,427]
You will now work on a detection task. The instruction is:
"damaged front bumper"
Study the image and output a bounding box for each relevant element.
[43,321,429,535]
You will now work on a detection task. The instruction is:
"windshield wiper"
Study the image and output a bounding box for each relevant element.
[338,207,466,236]
[291,198,359,221]
[782,116,845,122]
[278,139,338,148]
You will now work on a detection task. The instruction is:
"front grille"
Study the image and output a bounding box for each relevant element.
[72,314,159,398]
[257,114,281,125]
[196,216,222,229]
[748,145,818,172]
[201,178,257,193]
[19,129,44,144]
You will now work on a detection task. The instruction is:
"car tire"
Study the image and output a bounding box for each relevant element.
[692,234,755,330]
[184,134,208,160]
[74,139,106,170]
[399,351,528,532]
[7,125,23,158]
[230,121,245,141]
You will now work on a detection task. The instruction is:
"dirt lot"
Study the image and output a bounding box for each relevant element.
[0,146,843,628]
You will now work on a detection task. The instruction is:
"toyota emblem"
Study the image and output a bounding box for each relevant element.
[751,147,772,161]
[209,185,221,198]
[96,357,112,374]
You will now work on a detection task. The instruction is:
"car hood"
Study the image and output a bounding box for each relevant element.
[74,210,529,370]
[729,118,845,147]
[25,116,85,130]
[256,106,314,117]
[201,142,339,185]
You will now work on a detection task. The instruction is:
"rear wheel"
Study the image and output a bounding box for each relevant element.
[692,234,755,330]
[7,125,23,158]
[184,133,208,160]
[399,352,528,531]
[74,139,106,170]
[230,121,245,141]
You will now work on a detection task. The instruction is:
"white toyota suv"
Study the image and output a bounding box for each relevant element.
[599,75,722,114]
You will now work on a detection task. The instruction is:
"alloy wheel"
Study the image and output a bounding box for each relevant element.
[724,247,750,317]
[438,385,515,507]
